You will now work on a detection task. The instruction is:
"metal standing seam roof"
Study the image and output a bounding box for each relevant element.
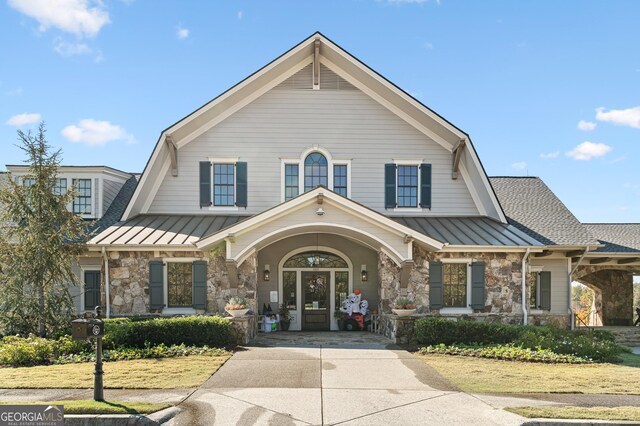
[583,224,640,253]
[90,215,250,246]
[489,177,599,246]
[392,216,542,247]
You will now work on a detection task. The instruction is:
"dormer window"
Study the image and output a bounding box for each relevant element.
[72,179,92,215]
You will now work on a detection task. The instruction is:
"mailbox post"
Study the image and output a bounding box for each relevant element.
[71,306,105,401]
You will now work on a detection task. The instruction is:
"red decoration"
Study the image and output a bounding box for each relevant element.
[354,289,361,295]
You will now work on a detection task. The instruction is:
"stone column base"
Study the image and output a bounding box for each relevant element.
[380,314,417,345]
[229,316,257,345]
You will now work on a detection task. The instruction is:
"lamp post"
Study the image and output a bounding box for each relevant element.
[93,306,104,401]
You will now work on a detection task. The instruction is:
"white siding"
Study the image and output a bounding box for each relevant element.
[149,74,479,216]
[530,258,569,315]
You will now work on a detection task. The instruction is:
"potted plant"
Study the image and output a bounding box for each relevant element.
[225,296,249,317]
[392,297,416,317]
[279,303,292,331]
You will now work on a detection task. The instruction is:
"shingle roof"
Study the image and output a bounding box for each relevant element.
[88,175,139,237]
[489,177,598,246]
[89,214,250,246]
[393,216,541,247]
[583,224,640,253]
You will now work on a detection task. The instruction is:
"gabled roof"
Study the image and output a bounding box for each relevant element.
[584,223,640,253]
[122,32,506,223]
[490,177,599,247]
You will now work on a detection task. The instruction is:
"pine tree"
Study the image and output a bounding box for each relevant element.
[0,122,88,336]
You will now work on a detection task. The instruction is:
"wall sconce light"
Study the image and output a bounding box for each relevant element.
[263,264,271,281]
[361,264,368,282]
[315,207,325,216]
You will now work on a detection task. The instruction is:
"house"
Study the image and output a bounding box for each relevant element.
[5,33,638,341]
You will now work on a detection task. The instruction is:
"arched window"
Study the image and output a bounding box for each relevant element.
[283,251,348,269]
[304,153,328,191]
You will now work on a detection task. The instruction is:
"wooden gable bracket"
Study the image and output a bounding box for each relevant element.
[534,250,552,257]
[565,250,585,258]
[165,134,178,177]
[451,139,466,179]
[317,194,324,205]
[618,257,640,264]
[399,260,415,289]
[590,257,612,265]
[313,38,320,90]
[225,259,239,288]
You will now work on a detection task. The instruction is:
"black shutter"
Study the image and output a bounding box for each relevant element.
[540,271,551,310]
[470,262,485,310]
[84,271,101,311]
[420,163,432,209]
[236,161,247,207]
[385,163,397,208]
[199,161,211,207]
[429,261,443,309]
[149,261,164,310]
[192,261,207,310]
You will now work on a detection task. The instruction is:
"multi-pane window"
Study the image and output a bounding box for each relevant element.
[443,263,468,308]
[335,271,349,315]
[284,164,299,201]
[213,163,235,206]
[529,272,539,309]
[397,165,418,207]
[283,271,297,310]
[54,178,67,195]
[333,164,348,197]
[167,263,192,307]
[72,179,92,214]
[22,178,36,187]
[304,153,328,191]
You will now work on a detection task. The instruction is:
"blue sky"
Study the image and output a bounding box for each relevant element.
[1,0,639,223]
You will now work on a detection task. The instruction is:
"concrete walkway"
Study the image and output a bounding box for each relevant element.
[166,332,536,426]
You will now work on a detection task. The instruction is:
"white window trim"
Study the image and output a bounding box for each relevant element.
[391,160,429,212]
[439,258,473,314]
[280,147,351,202]
[208,158,240,211]
[72,178,95,218]
[162,258,204,314]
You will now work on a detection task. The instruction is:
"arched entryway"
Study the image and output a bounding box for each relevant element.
[279,246,353,331]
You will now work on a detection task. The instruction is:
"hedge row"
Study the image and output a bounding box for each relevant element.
[415,317,623,363]
[102,316,233,349]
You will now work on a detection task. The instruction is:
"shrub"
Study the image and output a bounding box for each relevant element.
[54,343,229,364]
[0,335,91,366]
[418,343,590,364]
[415,317,624,363]
[102,316,233,349]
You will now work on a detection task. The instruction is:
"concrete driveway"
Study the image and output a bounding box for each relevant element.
[166,332,529,426]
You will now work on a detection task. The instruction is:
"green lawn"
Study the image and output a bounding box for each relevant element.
[506,406,640,421]
[0,400,171,414]
[0,355,230,389]
[419,353,640,394]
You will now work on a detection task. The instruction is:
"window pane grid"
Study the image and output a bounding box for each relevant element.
[213,163,235,206]
[285,164,299,201]
[397,165,418,207]
[529,272,538,309]
[54,178,67,195]
[335,271,349,316]
[73,179,92,214]
[333,164,347,197]
[443,263,467,307]
[304,153,328,191]
[283,271,297,310]
[167,263,193,307]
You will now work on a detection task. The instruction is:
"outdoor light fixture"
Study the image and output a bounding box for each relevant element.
[315,207,325,216]
[263,264,271,281]
[361,265,368,282]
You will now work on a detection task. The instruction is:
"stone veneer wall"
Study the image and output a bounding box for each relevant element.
[108,249,258,316]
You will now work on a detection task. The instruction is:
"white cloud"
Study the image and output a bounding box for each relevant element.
[595,106,640,129]
[577,120,597,131]
[511,161,527,171]
[176,26,189,40]
[6,112,41,126]
[566,141,612,161]
[61,119,135,146]
[237,11,243,20]
[540,151,560,160]
[7,0,110,38]
[53,39,92,56]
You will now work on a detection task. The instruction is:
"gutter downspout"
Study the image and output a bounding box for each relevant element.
[102,247,111,319]
[522,248,531,325]
[569,247,590,331]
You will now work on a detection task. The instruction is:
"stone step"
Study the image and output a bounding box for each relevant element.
[600,326,640,347]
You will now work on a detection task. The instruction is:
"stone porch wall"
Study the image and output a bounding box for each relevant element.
[107,249,258,317]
